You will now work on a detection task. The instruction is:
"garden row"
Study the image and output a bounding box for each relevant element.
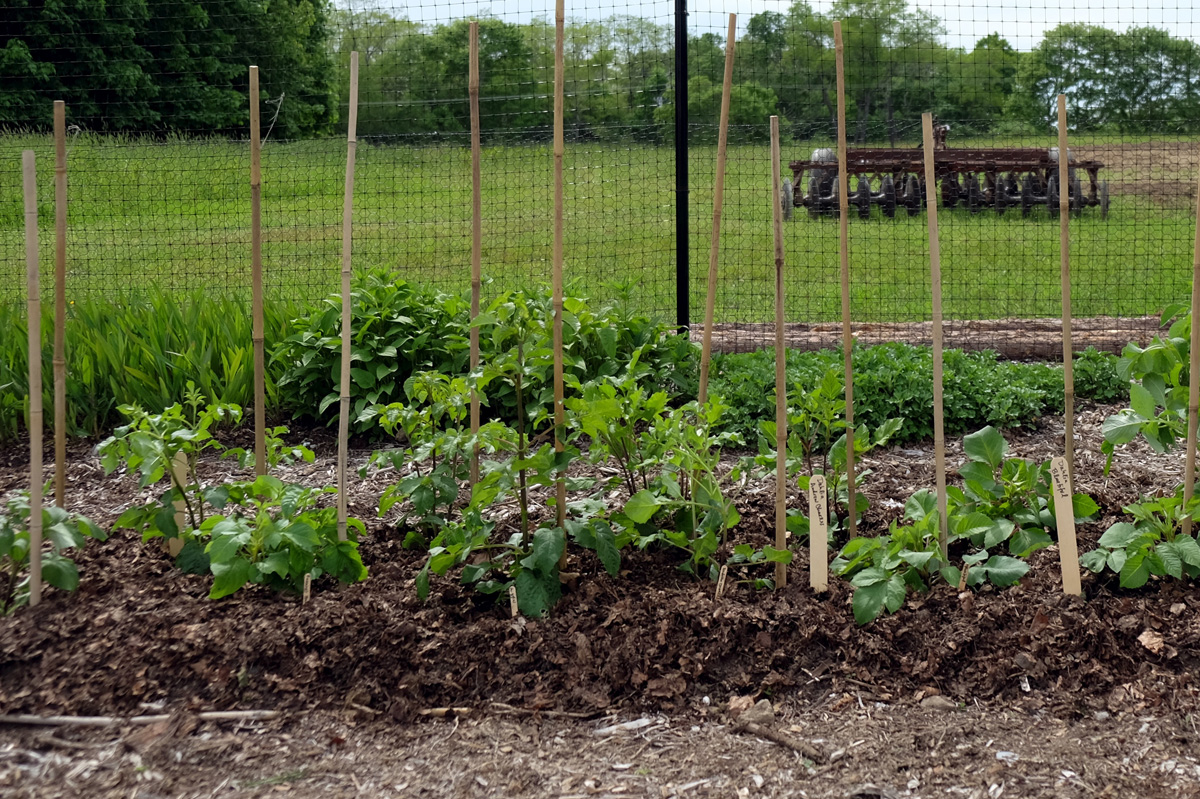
[4,274,1197,625]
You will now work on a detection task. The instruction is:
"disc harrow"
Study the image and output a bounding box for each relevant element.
[786,138,1108,220]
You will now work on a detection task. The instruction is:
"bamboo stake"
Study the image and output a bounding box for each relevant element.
[1057,95,1075,479]
[552,0,567,547]
[696,14,737,406]
[770,115,787,590]
[250,66,266,477]
[469,22,482,487]
[336,52,359,542]
[1184,137,1200,536]
[922,114,949,557]
[833,21,857,538]
[24,151,43,608]
[52,101,67,508]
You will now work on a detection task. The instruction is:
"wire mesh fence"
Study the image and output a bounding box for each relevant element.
[2,0,1198,356]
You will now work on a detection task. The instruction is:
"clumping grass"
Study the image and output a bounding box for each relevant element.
[1,134,1194,323]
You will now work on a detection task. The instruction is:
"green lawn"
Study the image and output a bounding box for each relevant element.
[1,134,1194,324]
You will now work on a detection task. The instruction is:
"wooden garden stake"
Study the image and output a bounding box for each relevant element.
[336,52,359,542]
[468,22,482,487]
[1184,137,1200,536]
[922,114,949,556]
[809,474,828,592]
[833,21,857,538]
[52,102,68,508]
[552,0,567,548]
[23,151,43,607]
[1049,457,1082,596]
[770,115,788,589]
[696,13,737,406]
[250,66,266,476]
[1057,95,1075,479]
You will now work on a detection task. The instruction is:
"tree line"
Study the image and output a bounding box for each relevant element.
[3,0,1200,139]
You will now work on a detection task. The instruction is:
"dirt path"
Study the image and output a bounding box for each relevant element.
[3,701,1199,798]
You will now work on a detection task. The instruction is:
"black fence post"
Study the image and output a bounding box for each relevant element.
[674,0,689,332]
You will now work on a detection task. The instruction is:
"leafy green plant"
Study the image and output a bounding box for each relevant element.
[708,342,1123,448]
[1101,305,1190,472]
[274,270,468,433]
[0,490,107,614]
[744,368,902,538]
[948,426,1099,557]
[725,543,794,590]
[362,371,514,547]
[1081,488,1200,588]
[188,477,368,599]
[613,399,743,580]
[833,490,1029,625]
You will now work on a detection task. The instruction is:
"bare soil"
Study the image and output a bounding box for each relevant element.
[2,403,1200,797]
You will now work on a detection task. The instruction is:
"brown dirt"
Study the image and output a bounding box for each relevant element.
[2,404,1200,796]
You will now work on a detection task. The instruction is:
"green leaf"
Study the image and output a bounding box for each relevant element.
[521,526,565,576]
[903,489,937,522]
[1119,550,1151,589]
[1071,494,1100,520]
[591,521,621,578]
[762,545,793,564]
[1009,527,1052,558]
[258,551,292,579]
[1101,409,1148,447]
[174,539,210,575]
[1156,541,1184,579]
[416,562,431,600]
[1129,382,1157,420]
[983,518,1015,549]
[963,426,1008,469]
[1080,549,1108,573]
[982,555,1029,587]
[1173,535,1200,567]
[209,557,255,599]
[1098,522,1140,548]
[624,490,664,524]
[40,551,80,592]
[852,580,889,625]
[514,568,554,618]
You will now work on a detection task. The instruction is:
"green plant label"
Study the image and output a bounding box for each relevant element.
[1049,457,1083,596]
[810,474,829,592]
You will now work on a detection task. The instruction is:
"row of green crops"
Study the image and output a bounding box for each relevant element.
[3,302,1191,623]
[1,269,1128,447]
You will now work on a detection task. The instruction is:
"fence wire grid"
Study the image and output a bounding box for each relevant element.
[2,0,1199,356]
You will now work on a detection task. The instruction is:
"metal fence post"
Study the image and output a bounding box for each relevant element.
[674,0,689,332]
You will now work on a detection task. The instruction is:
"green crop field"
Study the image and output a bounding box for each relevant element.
[1,134,1195,323]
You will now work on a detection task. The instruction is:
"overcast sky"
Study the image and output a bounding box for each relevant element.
[345,0,1198,50]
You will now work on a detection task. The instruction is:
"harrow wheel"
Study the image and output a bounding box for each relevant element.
[1047,175,1059,217]
[856,176,872,219]
[881,175,896,218]
[807,175,820,218]
[941,175,959,209]
[905,175,921,216]
[1100,180,1110,219]
[1021,174,1034,217]
[967,174,983,214]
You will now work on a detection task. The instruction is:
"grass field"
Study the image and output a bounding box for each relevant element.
[1,133,1196,324]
